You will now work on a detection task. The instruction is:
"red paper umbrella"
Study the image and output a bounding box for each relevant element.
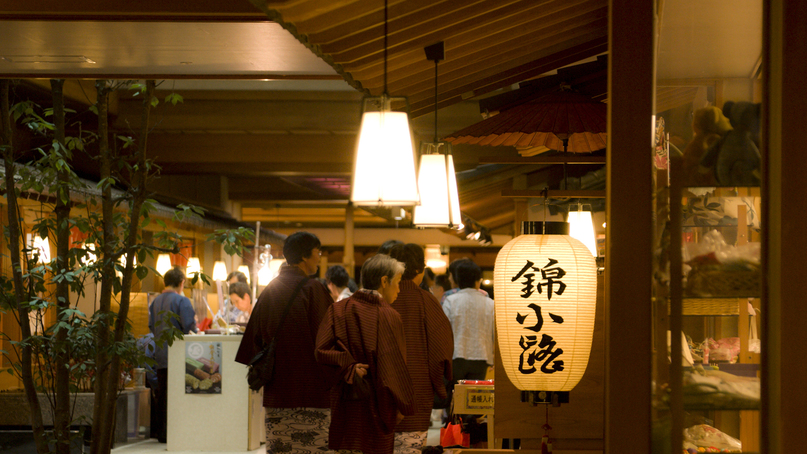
[446,90,607,153]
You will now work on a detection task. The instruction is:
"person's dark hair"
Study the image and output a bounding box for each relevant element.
[283,231,321,265]
[455,259,482,289]
[420,267,435,291]
[434,273,452,291]
[448,257,472,286]
[163,266,185,288]
[388,243,425,280]
[377,239,404,255]
[325,265,350,288]
[361,254,405,290]
[347,278,358,293]
[228,281,251,299]
[227,271,248,284]
[423,267,436,282]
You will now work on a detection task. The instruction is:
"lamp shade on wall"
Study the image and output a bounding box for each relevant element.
[237,265,250,278]
[493,221,597,392]
[350,96,420,206]
[567,209,597,257]
[156,253,172,276]
[413,143,462,227]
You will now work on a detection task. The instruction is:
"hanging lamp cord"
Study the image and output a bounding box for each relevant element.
[434,58,439,143]
[383,0,388,95]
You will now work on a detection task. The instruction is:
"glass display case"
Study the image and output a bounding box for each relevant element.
[651,2,763,453]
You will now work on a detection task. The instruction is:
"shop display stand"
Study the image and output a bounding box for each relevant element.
[659,156,761,454]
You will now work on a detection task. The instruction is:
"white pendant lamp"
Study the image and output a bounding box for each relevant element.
[32,235,51,263]
[185,257,201,278]
[350,0,419,207]
[212,261,228,282]
[494,221,597,392]
[156,253,172,276]
[567,205,597,257]
[414,41,462,228]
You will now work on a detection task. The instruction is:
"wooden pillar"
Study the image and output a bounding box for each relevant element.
[764,1,807,452]
[606,0,655,452]
[344,202,355,278]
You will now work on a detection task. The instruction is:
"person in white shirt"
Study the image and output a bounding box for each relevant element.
[442,259,495,386]
[325,264,353,302]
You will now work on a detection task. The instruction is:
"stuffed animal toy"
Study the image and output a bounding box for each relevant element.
[681,106,732,186]
[700,101,761,186]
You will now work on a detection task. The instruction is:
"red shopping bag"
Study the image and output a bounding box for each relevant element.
[440,418,470,447]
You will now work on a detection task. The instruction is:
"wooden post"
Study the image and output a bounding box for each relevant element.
[606,0,655,452]
[344,202,355,278]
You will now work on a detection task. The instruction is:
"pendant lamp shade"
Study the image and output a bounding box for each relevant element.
[413,142,461,227]
[212,261,228,281]
[156,253,172,276]
[185,257,201,278]
[493,221,597,392]
[237,265,250,278]
[351,96,420,206]
[567,209,597,257]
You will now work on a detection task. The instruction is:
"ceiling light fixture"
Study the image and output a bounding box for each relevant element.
[567,203,597,257]
[350,0,419,207]
[212,261,228,282]
[156,254,172,276]
[413,41,462,228]
[185,257,201,278]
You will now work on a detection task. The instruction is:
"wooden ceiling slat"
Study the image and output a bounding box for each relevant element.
[346,0,602,83]
[322,0,536,60]
[271,0,372,26]
[383,11,609,97]
[410,34,608,117]
[300,0,466,44]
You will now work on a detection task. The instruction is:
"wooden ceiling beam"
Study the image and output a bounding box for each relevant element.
[159,162,352,176]
[146,133,355,164]
[459,165,545,192]
[2,0,264,20]
[501,189,606,198]
[115,96,361,132]
[478,155,606,165]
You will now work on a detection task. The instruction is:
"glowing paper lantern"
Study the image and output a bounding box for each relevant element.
[493,221,597,392]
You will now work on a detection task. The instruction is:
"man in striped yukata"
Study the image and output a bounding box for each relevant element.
[388,244,454,454]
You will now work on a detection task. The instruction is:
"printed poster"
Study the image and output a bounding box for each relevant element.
[185,341,222,394]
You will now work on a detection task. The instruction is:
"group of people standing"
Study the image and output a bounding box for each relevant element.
[235,232,495,454]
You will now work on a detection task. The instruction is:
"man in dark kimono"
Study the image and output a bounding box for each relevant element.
[388,244,453,453]
[316,254,415,454]
[236,231,334,454]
